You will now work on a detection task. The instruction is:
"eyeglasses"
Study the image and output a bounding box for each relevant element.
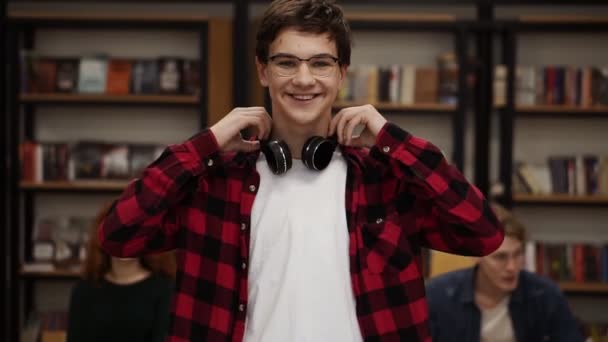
[268,54,339,78]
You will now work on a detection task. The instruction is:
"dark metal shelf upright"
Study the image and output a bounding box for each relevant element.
[1,2,9,342]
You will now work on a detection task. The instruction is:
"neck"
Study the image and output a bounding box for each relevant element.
[270,112,331,159]
[474,267,509,310]
[105,257,150,285]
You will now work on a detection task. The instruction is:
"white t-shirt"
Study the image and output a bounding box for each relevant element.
[480,297,515,342]
[243,151,363,342]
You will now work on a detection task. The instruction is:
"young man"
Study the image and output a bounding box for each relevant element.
[426,204,584,342]
[99,0,504,341]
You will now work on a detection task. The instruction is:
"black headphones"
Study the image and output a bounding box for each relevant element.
[261,136,337,175]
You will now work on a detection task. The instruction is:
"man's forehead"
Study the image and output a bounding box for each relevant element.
[494,236,523,254]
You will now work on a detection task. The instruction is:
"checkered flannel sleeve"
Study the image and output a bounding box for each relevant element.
[98,129,220,257]
[374,122,504,256]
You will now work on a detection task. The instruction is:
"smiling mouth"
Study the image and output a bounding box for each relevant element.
[288,93,320,101]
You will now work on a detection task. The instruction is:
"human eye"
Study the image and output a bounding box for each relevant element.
[491,253,509,263]
[311,58,334,68]
[275,57,298,68]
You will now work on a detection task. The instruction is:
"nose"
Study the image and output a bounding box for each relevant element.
[291,62,316,87]
[505,257,518,272]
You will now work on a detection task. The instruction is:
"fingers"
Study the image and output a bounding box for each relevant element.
[239,107,272,141]
[237,139,261,152]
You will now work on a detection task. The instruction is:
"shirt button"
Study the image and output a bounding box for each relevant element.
[382,146,390,153]
[249,185,256,192]
[375,218,383,224]
[207,159,214,166]
[241,262,247,270]
[240,223,247,231]
[239,304,245,312]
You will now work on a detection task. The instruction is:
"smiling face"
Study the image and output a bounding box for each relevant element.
[256,28,346,130]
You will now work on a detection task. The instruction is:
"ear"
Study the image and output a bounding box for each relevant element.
[255,56,269,87]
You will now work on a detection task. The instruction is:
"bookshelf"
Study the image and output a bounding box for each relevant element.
[20,265,81,279]
[513,194,608,205]
[20,181,128,192]
[19,93,200,105]
[559,282,608,295]
[5,9,232,341]
[333,101,457,114]
[496,12,608,324]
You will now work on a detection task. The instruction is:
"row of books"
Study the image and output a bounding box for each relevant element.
[514,155,608,195]
[30,215,94,269]
[337,52,459,105]
[525,241,608,283]
[494,65,608,107]
[19,141,165,182]
[20,52,201,95]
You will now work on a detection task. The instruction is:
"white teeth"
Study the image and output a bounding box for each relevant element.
[292,94,315,100]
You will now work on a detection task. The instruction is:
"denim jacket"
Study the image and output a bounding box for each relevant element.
[425,267,584,342]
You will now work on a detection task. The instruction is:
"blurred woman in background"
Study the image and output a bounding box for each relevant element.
[67,203,175,342]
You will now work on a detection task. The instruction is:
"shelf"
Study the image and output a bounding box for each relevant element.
[20,93,200,106]
[333,101,456,113]
[514,15,608,32]
[513,193,608,205]
[559,282,608,294]
[8,10,209,23]
[20,265,81,279]
[515,105,608,116]
[20,180,129,192]
[520,15,608,25]
[347,13,456,23]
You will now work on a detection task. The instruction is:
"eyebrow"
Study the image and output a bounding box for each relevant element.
[270,52,337,59]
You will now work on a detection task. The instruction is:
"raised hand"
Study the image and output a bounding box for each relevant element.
[210,107,272,152]
[329,104,387,148]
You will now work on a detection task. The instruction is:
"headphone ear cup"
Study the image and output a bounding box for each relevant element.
[302,136,337,171]
[261,140,292,175]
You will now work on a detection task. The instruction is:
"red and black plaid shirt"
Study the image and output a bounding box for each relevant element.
[99,122,504,342]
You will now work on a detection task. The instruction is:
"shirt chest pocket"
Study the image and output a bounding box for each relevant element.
[360,214,413,274]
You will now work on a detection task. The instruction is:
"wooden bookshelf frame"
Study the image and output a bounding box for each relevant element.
[20,265,81,279]
[19,93,200,105]
[559,282,608,295]
[513,194,608,205]
[20,181,128,192]
[333,101,457,114]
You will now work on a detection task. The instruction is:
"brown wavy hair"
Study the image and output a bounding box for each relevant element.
[490,203,527,243]
[256,0,352,66]
[82,202,177,284]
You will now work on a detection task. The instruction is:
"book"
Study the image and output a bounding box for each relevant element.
[31,58,57,93]
[182,59,201,95]
[55,58,79,93]
[131,59,158,94]
[105,59,132,95]
[71,141,106,179]
[437,52,458,105]
[413,67,438,103]
[158,57,183,94]
[77,55,108,93]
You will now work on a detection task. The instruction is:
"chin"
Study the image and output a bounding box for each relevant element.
[498,279,519,292]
